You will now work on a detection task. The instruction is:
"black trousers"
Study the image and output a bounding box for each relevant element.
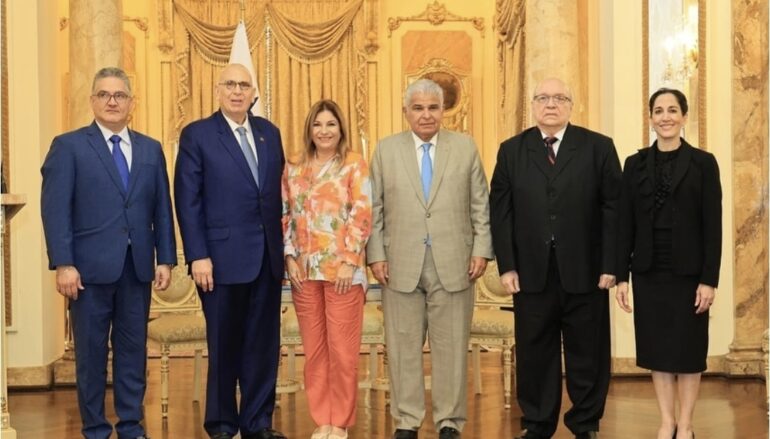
[513,250,610,438]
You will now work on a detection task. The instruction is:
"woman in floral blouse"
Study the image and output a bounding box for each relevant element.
[282,99,372,439]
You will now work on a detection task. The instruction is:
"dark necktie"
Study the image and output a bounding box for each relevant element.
[544,137,558,165]
[109,135,129,190]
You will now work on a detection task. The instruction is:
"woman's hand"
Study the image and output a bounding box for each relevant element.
[615,282,633,313]
[335,263,355,294]
[694,283,716,314]
[286,256,306,292]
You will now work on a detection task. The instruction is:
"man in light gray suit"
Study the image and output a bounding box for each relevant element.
[367,79,493,439]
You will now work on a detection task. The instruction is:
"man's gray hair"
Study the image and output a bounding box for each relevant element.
[403,78,444,108]
[92,67,132,95]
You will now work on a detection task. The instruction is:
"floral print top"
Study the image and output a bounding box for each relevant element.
[282,151,372,285]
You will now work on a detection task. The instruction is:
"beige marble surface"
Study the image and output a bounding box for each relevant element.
[68,0,123,129]
[525,0,586,126]
[729,0,769,376]
[7,364,52,389]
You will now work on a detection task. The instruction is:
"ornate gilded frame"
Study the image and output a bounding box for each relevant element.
[642,0,707,149]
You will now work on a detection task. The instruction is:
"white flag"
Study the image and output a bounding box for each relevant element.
[228,21,265,118]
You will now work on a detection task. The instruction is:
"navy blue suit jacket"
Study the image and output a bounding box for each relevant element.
[174,110,285,284]
[41,122,177,283]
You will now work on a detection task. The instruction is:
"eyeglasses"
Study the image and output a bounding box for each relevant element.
[533,94,572,105]
[219,80,253,91]
[92,91,131,104]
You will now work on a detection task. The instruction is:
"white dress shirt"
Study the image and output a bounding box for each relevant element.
[95,121,132,169]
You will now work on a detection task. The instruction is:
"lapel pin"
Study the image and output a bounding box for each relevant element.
[259,136,265,142]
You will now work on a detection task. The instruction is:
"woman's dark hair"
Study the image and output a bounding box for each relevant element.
[649,88,688,116]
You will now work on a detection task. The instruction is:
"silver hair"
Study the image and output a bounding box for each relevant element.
[91,67,132,95]
[403,78,444,108]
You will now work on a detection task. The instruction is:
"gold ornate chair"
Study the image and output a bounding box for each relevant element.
[469,260,515,408]
[146,253,207,418]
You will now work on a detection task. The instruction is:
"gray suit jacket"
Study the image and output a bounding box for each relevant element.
[367,129,493,293]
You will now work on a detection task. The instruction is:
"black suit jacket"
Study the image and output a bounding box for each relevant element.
[490,124,622,293]
[616,140,722,287]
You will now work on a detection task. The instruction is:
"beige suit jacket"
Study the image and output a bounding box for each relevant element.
[367,129,493,293]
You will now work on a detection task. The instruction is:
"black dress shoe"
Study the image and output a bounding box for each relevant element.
[393,429,418,439]
[439,426,460,439]
[243,428,288,439]
[574,431,598,439]
[210,433,233,439]
[514,429,547,439]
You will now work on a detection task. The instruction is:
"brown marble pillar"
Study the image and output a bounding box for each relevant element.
[68,0,123,129]
[525,0,588,126]
[727,0,768,377]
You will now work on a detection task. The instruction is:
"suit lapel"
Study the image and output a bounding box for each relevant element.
[646,143,656,190]
[397,132,426,207]
[427,130,451,207]
[670,140,692,192]
[249,117,268,191]
[525,129,551,177]
[551,124,578,178]
[215,111,259,191]
[125,129,146,199]
[86,122,127,197]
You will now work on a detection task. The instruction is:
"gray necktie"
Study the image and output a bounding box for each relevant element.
[236,126,259,186]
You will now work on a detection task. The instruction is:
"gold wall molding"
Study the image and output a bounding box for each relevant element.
[387,1,484,37]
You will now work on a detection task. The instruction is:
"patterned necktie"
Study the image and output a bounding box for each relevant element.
[544,137,558,165]
[236,126,259,186]
[109,135,129,190]
[421,142,433,201]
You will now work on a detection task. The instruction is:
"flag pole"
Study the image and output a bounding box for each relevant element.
[240,0,245,23]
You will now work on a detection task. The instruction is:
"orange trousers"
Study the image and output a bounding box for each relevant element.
[292,280,365,427]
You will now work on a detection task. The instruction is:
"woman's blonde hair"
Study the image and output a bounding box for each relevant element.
[297,99,350,167]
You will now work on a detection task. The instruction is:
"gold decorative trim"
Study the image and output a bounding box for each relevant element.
[697,0,707,150]
[387,1,484,37]
[59,17,68,30]
[157,0,174,53]
[642,0,649,146]
[123,17,149,33]
[363,0,379,55]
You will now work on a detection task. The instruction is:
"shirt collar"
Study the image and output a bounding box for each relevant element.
[412,132,439,151]
[222,112,250,134]
[95,121,130,146]
[538,125,567,142]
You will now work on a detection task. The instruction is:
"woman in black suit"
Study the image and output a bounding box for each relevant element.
[615,88,721,439]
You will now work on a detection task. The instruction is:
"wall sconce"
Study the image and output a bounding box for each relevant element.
[661,5,698,82]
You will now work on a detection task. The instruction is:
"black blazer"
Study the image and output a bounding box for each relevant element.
[490,124,622,293]
[616,140,722,287]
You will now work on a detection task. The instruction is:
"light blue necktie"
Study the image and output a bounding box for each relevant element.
[109,135,129,190]
[421,142,432,201]
[236,126,259,187]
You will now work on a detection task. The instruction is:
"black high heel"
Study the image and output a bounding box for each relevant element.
[671,426,677,439]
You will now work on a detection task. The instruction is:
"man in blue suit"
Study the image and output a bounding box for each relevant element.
[41,67,176,439]
[174,63,286,439]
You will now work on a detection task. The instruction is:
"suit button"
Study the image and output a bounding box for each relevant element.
[426,213,431,218]
[550,215,556,220]
[258,224,263,230]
